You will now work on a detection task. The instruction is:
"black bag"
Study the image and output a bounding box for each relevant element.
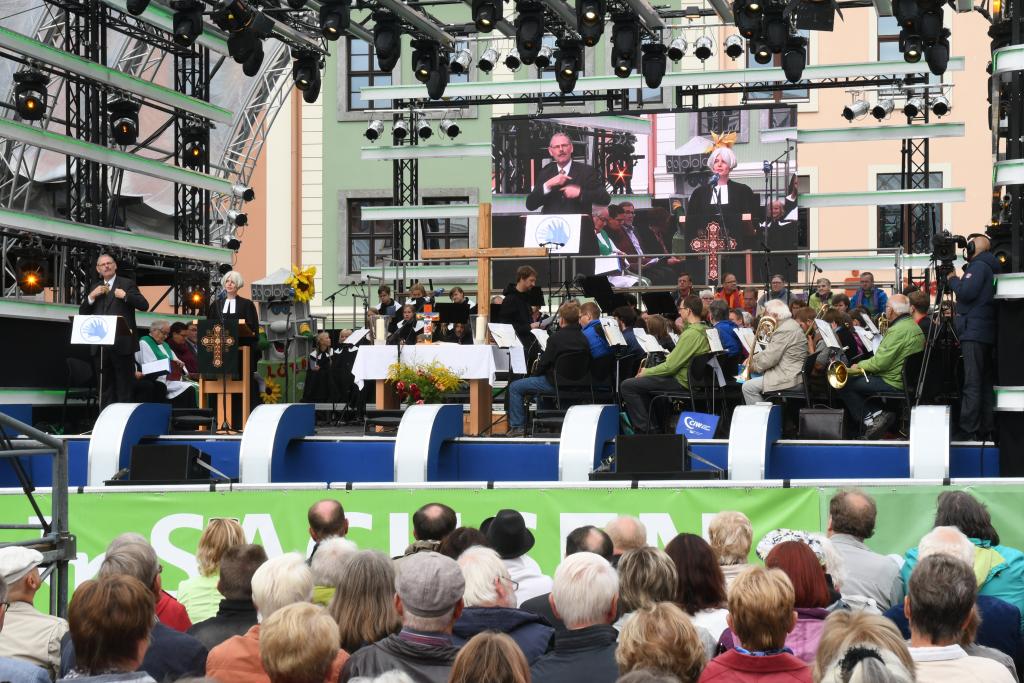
[798,408,845,440]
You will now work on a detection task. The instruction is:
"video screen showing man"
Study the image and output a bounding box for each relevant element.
[525,132,610,214]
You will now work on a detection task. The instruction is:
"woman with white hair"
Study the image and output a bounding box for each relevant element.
[680,143,761,284]
[208,270,260,412]
[741,298,808,405]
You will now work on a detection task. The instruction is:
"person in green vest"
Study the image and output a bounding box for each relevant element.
[134,320,198,407]
[838,294,923,439]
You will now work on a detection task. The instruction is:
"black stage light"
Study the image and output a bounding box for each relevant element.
[903,96,923,117]
[781,35,806,82]
[611,16,639,77]
[931,94,950,117]
[373,12,401,72]
[750,38,772,63]
[108,99,140,146]
[412,39,440,83]
[171,0,205,47]
[302,76,321,103]
[473,0,501,32]
[15,253,49,295]
[577,0,605,46]
[918,10,942,41]
[693,35,714,61]
[667,36,687,61]
[894,0,919,25]
[242,40,265,76]
[13,70,49,122]
[227,21,269,65]
[535,45,553,68]
[926,31,949,75]
[126,0,151,15]
[764,16,788,49]
[211,0,254,32]
[900,31,923,62]
[292,51,320,91]
[319,0,350,40]
[734,2,760,38]
[181,126,209,168]
[555,39,582,93]
[425,61,449,99]
[184,285,207,311]
[641,42,667,88]
[218,263,233,275]
[515,1,544,64]
[223,235,242,250]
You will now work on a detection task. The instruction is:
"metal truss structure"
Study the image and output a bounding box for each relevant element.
[392,110,421,263]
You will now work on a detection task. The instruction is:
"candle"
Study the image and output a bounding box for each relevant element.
[374,317,386,345]
[475,315,487,344]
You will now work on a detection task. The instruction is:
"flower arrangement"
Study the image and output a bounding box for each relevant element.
[286,264,317,303]
[386,361,464,405]
[261,376,282,404]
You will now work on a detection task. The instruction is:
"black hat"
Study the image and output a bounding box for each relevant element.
[480,509,535,559]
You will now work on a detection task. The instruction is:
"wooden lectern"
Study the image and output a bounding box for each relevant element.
[197,319,255,432]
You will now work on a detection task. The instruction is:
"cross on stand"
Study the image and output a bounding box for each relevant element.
[690,220,737,284]
[201,323,236,367]
[198,322,251,432]
[418,203,547,435]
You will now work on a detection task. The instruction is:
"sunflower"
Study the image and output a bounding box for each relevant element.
[261,376,283,404]
[287,264,317,303]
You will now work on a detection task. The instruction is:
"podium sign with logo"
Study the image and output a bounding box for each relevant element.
[676,411,720,439]
[522,214,582,254]
[70,315,122,346]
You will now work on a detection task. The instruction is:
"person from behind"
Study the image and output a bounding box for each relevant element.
[565,526,614,563]
[310,537,358,606]
[308,499,349,560]
[0,575,48,683]
[448,632,531,683]
[408,502,458,554]
[604,517,648,564]
[0,547,68,678]
[825,490,902,611]
[664,534,728,642]
[707,511,753,591]
[188,543,268,652]
[708,300,743,376]
[697,566,811,682]
[813,611,915,683]
[530,552,620,683]
[328,551,401,655]
[177,518,246,624]
[482,509,553,607]
[438,527,490,560]
[616,602,706,683]
[259,602,340,683]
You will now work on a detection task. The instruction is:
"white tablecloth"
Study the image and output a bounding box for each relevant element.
[352,344,527,388]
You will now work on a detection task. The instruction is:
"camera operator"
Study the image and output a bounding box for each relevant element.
[947,234,999,441]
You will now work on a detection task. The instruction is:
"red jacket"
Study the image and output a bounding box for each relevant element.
[699,649,812,683]
[207,625,349,683]
[157,590,192,632]
[716,289,743,309]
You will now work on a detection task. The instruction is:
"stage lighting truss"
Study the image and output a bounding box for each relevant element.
[13,69,50,122]
[555,38,582,93]
[473,0,502,32]
[108,98,141,146]
[693,35,715,61]
[871,98,895,120]
[667,35,687,61]
[319,0,351,40]
[365,118,385,141]
[611,15,640,77]
[450,48,473,74]
[171,0,205,47]
[842,98,870,121]
[514,1,545,64]
[373,12,402,72]
[724,34,744,60]
[478,47,501,72]
[577,0,605,46]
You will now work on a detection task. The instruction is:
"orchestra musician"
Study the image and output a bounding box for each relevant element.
[388,304,421,345]
[808,278,835,311]
[836,294,923,439]
[741,299,808,405]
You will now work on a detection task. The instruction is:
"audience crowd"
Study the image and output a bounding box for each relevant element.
[0,489,1021,683]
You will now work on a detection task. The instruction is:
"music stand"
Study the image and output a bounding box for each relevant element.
[436,303,471,341]
[641,292,679,320]
[70,314,131,409]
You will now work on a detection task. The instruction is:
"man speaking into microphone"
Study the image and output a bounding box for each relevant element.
[78,252,149,406]
[525,132,610,214]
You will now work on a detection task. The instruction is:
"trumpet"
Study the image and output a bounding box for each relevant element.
[826,360,866,390]
[740,315,777,381]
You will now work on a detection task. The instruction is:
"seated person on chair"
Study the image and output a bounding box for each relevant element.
[580,301,614,385]
[612,305,644,357]
[709,299,743,377]
[837,294,923,440]
[741,299,808,405]
[620,296,710,434]
[168,322,199,375]
[443,321,473,345]
[388,304,421,345]
[134,320,197,408]
[505,301,590,438]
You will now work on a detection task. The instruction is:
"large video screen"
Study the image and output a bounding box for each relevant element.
[490,107,803,294]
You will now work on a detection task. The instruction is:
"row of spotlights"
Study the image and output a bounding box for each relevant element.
[364,117,462,141]
[843,95,951,121]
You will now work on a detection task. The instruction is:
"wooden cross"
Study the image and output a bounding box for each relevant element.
[690,220,737,284]
[201,323,236,368]
[420,203,547,318]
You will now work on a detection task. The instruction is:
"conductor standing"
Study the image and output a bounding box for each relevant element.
[78,253,149,406]
[525,132,610,214]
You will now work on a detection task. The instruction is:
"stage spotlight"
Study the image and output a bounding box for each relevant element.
[931,94,950,117]
[611,16,639,76]
[871,99,895,120]
[416,116,433,139]
[918,10,942,41]
[765,17,788,49]
[319,0,350,40]
[515,1,545,64]
[641,43,667,88]
[473,0,501,32]
[412,39,440,83]
[750,38,772,64]
[302,77,321,103]
[241,40,265,77]
[286,0,308,7]
[450,48,473,75]
[900,32,923,62]
[126,0,150,14]
[425,62,449,100]
[292,51,320,91]
[842,99,869,121]
[555,39,582,93]
[577,0,605,46]
[903,96,923,117]
[227,209,248,227]
[108,99,140,146]
[393,119,409,141]
[365,119,385,141]
[781,35,806,82]
[735,6,760,37]
[479,47,501,72]
[667,36,687,61]
[373,12,401,72]
[181,126,208,168]
[211,0,256,33]
[504,48,522,70]
[724,34,744,60]
[440,116,461,137]
[535,45,553,69]
[171,0,205,46]
[694,35,714,61]
[232,184,255,202]
[926,32,949,75]
[894,0,919,24]
[15,253,49,296]
[13,70,49,122]
[184,285,207,311]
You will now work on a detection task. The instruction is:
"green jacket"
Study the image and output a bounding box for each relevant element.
[856,315,923,389]
[644,322,710,388]
[808,292,834,310]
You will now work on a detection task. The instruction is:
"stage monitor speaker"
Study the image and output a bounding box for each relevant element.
[615,434,688,473]
[129,444,211,482]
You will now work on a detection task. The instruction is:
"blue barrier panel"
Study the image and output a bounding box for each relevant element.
[279,440,396,482]
[437,440,560,481]
[769,443,910,479]
[950,445,1000,477]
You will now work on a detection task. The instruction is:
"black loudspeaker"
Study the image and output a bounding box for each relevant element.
[614,434,688,474]
[996,300,1024,475]
[129,444,211,482]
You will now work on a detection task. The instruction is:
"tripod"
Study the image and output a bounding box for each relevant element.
[915,264,960,407]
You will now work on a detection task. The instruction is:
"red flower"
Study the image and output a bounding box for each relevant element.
[416,399,424,404]
[397,381,405,390]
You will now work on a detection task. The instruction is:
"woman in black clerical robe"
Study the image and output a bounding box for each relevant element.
[683,146,761,285]
[302,331,338,403]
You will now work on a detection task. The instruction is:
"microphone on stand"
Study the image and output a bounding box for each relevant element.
[812,263,823,274]
[762,160,772,174]
[708,173,720,186]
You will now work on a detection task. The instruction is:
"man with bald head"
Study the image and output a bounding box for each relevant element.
[826,489,902,610]
[604,516,647,564]
[307,499,348,561]
[948,233,999,441]
[525,132,610,214]
[838,293,924,439]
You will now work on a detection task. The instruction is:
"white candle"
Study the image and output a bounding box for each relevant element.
[374,317,386,345]
[475,315,487,344]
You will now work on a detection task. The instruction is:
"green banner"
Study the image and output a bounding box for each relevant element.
[3,483,1022,610]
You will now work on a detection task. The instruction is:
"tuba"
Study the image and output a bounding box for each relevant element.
[740,315,777,381]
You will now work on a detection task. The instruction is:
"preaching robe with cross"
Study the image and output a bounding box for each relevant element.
[684,180,761,285]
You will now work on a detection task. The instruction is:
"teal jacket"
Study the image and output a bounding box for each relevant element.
[902,538,1024,631]
[643,322,710,388]
[856,315,923,389]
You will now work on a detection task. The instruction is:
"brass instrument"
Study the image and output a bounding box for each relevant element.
[826,360,866,390]
[817,303,830,318]
[740,315,777,381]
[876,313,889,335]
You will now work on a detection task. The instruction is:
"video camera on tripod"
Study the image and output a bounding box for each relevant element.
[931,230,968,281]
